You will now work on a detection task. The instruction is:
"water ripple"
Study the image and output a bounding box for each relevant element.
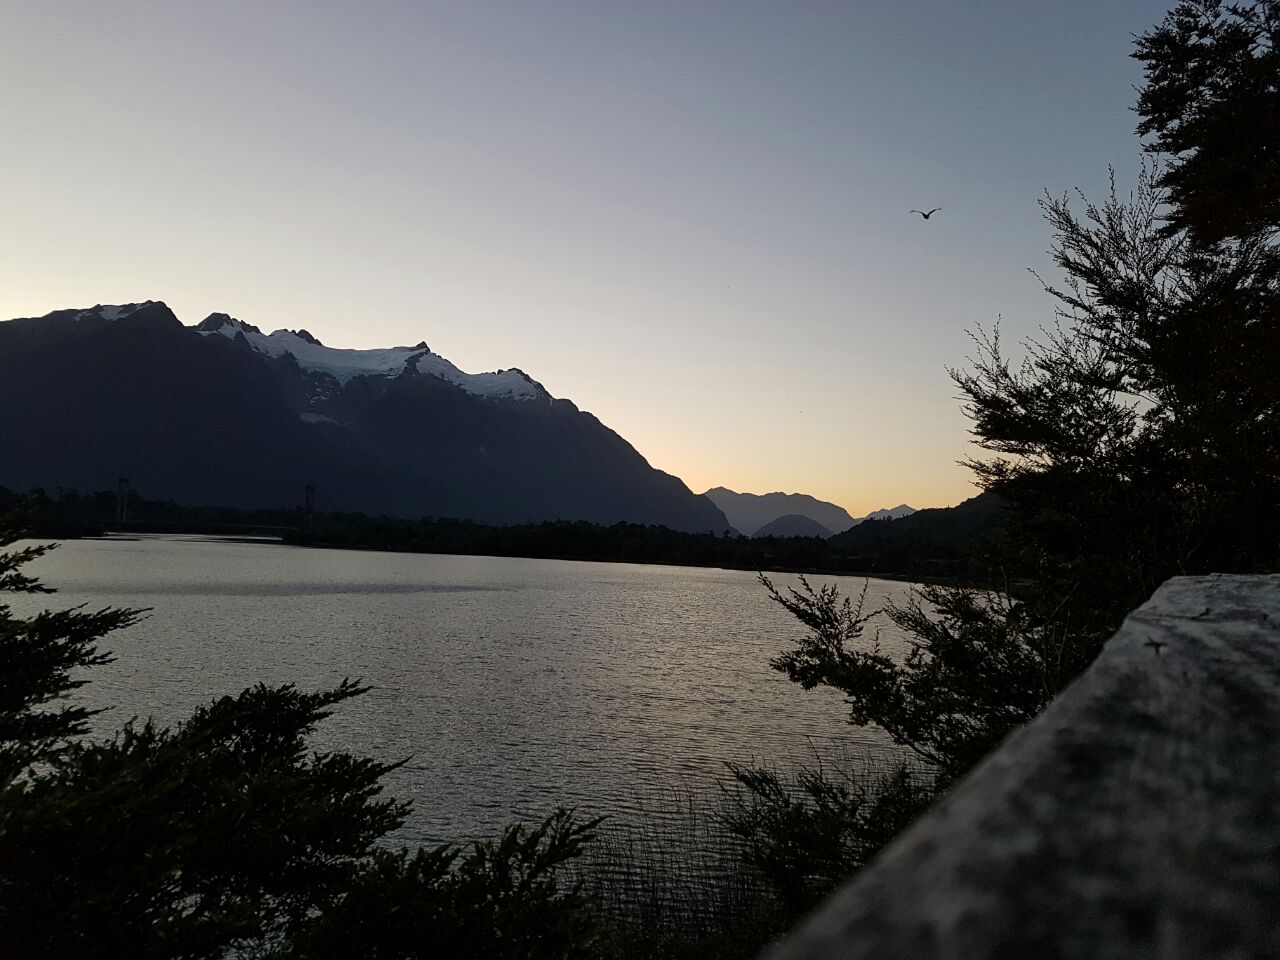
[21,537,919,845]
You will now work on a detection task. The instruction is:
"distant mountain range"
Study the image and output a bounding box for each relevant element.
[703,487,915,537]
[0,302,730,532]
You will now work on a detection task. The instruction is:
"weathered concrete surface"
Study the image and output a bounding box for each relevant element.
[764,574,1280,960]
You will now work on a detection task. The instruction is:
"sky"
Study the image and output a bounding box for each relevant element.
[0,0,1174,515]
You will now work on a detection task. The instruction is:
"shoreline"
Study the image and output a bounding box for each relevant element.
[74,527,990,590]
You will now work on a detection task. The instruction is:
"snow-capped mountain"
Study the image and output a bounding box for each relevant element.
[194,312,547,400]
[0,301,731,532]
[74,303,148,323]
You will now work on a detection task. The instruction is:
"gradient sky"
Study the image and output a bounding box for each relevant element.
[0,1,1173,514]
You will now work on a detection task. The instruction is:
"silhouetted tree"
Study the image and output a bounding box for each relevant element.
[760,575,1093,783]
[752,0,1279,819]
[723,754,928,919]
[0,509,142,783]
[1135,0,1280,245]
[959,160,1279,625]
[287,811,601,960]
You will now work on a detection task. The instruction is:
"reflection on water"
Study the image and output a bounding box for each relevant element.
[19,536,918,845]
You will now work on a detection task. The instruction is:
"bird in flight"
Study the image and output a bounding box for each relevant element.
[910,207,941,219]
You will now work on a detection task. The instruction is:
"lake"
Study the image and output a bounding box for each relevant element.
[19,535,917,846]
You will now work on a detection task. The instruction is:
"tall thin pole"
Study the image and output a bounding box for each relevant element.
[116,477,130,525]
[304,484,315,538]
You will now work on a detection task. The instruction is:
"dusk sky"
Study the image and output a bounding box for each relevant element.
[1,1,1173,515]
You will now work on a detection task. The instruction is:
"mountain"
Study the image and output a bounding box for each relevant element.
[859,504,916,524]
[703,487,917,537]
[828,493,1003,558]
[703,487,856,537]
[0,302,731,532]
[752,513,834,538]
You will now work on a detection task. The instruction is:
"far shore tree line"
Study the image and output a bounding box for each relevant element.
[2,2,1276,957]
[3,483,999,586]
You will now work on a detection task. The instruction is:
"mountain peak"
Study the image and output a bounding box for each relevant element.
[265,327,327,347]
[753,513,834,538]
[863,504,916,522]
[703,487,856,537]
[196,312,263,335]
[75,301,174,324]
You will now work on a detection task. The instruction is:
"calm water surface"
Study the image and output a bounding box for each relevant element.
[21,536,917,844]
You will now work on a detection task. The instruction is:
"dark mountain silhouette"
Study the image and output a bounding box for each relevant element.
[828,492,1004,559]
[753,513,834,538]
[0,302,730,532]
[844,504,916,530]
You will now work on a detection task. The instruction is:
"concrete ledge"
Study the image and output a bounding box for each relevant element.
[764,574,1280,960]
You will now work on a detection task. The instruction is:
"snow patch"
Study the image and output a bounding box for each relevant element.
[77,303,143,322]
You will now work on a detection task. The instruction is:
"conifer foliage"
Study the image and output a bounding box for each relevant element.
[1135,0,1280,244]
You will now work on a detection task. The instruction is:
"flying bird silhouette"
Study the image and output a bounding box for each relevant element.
[910,207,941,219]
